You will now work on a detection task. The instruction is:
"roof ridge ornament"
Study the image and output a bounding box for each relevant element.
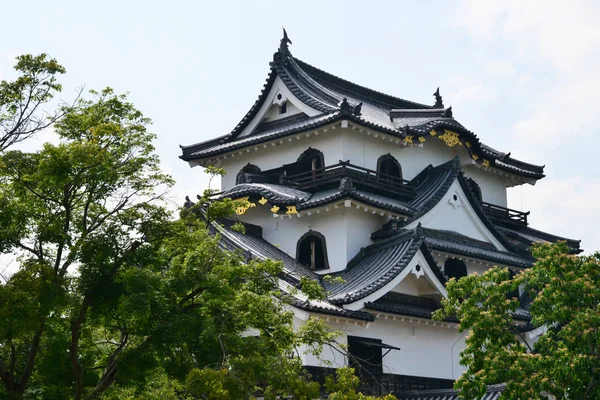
[415,222,424,238]
[442,106,453,118]
[279,27,292,56]
[183,195,195,209]
[339,98,351,114]
[338,98,363,116]
[434,87,444,108]
[339,177,353,191]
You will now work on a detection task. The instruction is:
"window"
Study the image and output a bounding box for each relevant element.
[296,148,324,176]
[236,164,261,184]
[348,336,383,375]
[466,177,482,201]
[296,230,329,271]
[444,258,467,280]
[279,102,287,114]
[377,154,402,182]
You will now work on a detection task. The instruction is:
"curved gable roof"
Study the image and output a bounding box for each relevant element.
[180,35,544,180]
[323,228,446,305]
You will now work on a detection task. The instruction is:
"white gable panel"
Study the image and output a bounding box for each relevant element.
[343,251,447,311]
[236,76,322,138]
[407,181,507,251]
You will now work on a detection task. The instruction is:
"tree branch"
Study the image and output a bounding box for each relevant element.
[16,320,46,392]
[70,240,142,400]
[84,329,129,400]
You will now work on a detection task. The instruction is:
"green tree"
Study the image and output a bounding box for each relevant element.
[434,242,600,399]
[0,54,398,400]
[325,368,397,400]
[0,87,172,399]
[0,54,68,151]
[0,85,343,399]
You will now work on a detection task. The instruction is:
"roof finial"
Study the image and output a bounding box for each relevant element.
[183,195,195,209]
[434,87,444,108]
[339,97,351,114]
[442,106,453,118]
[279,27,292,55]
[415,222,424,238]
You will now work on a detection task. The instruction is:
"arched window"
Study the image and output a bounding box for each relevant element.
[377,154,402,181]
[296,230,329,271]
[466,177,482,201]
[236,164,261,184]
[445,258,467,280]
[296,148,324,175]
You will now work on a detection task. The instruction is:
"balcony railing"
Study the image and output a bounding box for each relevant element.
[284,161,415,199]
[303,366,454,397]
[482,202,529,226]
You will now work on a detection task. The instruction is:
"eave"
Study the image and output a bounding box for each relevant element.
[179,38,545,180]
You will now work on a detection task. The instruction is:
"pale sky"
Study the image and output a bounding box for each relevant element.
[1,0,598,253]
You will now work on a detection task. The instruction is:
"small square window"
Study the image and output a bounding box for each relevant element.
[280,102,287,114]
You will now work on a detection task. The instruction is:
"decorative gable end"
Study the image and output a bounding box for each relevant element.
[406,180,508,251]
[236,76,322,138]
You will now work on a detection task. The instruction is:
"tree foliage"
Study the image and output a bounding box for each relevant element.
[0,71,394,398]
[0,54,68,151]
[434,242,600,399]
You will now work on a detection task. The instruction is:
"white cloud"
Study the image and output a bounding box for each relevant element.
[454,0,600,149]
[444,74,496,104]
[508,178,600,253]
[454,1,600,252]
[484,60,516,78]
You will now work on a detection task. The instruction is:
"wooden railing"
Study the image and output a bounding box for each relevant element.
[482,201,529,225]
[284,161,414,198]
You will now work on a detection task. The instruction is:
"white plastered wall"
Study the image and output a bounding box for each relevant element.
[297,313,467,380]
[295,251,467,380]
[219,131,344,191]
[236,205,385,273]
[236,76,321,138]
[431,253,524,277]
[463,167,508,207]
[406,180,507,250]
[219,124,509,208]
[340,129,459,181]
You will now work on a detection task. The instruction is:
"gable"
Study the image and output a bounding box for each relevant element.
[406,180,508,251]
[343,250,447,311]
[390,273,442,299]
[236,76,321,138]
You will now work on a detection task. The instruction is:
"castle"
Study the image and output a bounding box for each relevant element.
[180,31,580,398]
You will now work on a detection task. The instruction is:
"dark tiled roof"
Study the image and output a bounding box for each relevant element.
[496,225,582,253]
[455,173,520,254]
[364,292,457,322]
[297,187,414,215]
[396,384,504,400]
[181,113,340,160]
[365,156,524,257]
[289,298,374,322]
[324,229,445,305]
[219,183,311,204]
[407,158,462,218]
[293,58,432,111]
[215,220,316,282]
[421,228,534,268]
[391,109,466,131]
[363,273,530,323]
[180,45,545,180]
[218,183,415,216]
